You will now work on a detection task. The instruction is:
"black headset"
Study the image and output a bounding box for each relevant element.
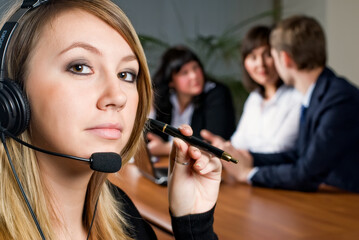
[0,0,49,136]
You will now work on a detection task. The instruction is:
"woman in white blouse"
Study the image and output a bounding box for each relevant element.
[230,25,302,153]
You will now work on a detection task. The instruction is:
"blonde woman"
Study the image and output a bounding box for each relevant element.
[0,0,221,239]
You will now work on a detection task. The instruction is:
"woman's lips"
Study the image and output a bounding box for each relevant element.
[87,124,123,140]
[257,69,269,75]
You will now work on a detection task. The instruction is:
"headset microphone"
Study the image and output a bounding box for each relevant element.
[0,126,122,173]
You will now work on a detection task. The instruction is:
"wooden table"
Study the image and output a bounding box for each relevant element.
[109,163,359,240]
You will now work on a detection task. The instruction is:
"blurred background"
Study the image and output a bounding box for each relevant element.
[1,0,358,120]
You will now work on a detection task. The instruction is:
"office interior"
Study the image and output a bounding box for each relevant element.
[0,1,358,239]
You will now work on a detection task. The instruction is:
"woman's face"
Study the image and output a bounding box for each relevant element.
[25,9,139,159]
[244,45,279,87]
[170,60,204,98]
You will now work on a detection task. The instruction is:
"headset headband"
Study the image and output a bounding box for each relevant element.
[0,0,49,79]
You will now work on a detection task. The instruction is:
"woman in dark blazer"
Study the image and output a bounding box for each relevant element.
[147,46,236,156]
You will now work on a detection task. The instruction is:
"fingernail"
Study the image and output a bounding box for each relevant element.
[180,125,190,131]
[195,162,202,168]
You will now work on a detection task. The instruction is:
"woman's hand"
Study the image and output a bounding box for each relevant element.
[200,129,226,149]
[168,125,222,217]
[146,132,172,156]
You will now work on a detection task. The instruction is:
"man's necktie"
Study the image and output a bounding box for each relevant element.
[300,105,308,124]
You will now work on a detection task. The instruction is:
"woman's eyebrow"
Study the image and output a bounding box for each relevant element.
[59,42,102,56]
[121,54,137,63]
[59,42,137,62]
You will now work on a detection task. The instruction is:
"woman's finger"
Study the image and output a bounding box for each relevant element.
[187,147,222,176]
[178,124,193,136]
[169,138,191,174]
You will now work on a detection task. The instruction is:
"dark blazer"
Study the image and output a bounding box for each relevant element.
[154,81,236,141]
[250,67,359,192]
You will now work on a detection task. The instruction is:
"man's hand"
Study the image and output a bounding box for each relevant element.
[201,129,254,183]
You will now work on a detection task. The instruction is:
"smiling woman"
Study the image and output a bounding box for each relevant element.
[0,0,221,240]
[228,25,302,153]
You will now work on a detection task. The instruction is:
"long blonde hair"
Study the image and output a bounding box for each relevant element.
[0,0,152,239]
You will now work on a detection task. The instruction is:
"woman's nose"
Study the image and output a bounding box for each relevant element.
[97,75,127,111]
[188,70,197,80]
[257,55,265,67]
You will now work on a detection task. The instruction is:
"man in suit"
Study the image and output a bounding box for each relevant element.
[201,15,359,192]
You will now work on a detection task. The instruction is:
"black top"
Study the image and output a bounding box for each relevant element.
[154,81,236,141]
[111,185,218,239]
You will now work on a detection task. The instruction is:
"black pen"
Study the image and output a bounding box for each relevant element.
[147,118,238,164]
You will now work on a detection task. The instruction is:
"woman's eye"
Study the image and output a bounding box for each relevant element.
[118,71,137,83]
[178,70,188,76]
[192,64,200,71]
[263,50,271,58]
[68,64,92,75]
[248,54,256,61]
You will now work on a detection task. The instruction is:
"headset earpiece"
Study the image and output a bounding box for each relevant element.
[0,78,30,136]
[0,0,48,137]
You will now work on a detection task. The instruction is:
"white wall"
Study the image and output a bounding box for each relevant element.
[282,0,327,28]
[282,0,359,87]
[326,0,359,87]
[117,0,273,45]
[116,0,274,78]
